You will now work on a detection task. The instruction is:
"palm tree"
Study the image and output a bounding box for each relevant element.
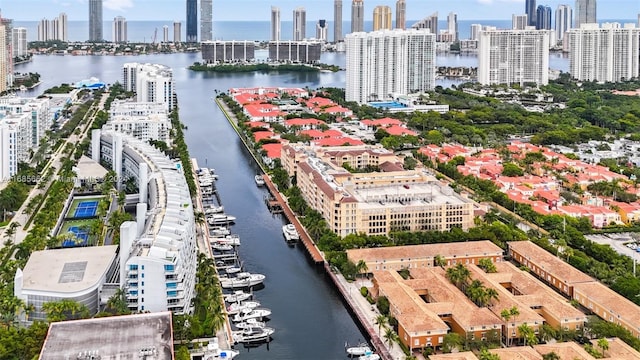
[485,287,499,307]
[597,338,609,358]
[478,349,500,360]
[355,259,368,281]
[434,254,446,268]
[375,314,387,335]
[542,353,560,360]
[383,327,397,348]
[518,324,538,346]
[446,263,471,290]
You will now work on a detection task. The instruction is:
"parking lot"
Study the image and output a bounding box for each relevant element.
[585,233,640,260]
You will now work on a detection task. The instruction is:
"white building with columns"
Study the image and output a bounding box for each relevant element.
[91,129,196,314]
[103,100,171,143]
[122,63,175,111]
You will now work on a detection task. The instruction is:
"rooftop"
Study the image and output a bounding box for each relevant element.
[508,241,594,284]
[40,312,174,360]
[347,240,503,264]
[74,155,109,181]
[490,347,543,360]
[573,281,640,331]
[20,245,118,294]
[534,342,594,360]
[428,352,479,360]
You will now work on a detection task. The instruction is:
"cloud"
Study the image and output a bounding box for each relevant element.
[104,0,134,11]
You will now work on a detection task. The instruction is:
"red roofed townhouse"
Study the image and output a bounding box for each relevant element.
[319,105,353,117]
[312,137,364,147]
[305,96,335,108]
[253,130,275,142]
[243,103,285,122]
[610,201,640,223]
[284,118,326,130]
[384,125,418,136]
[360,117,404,130]
[262,143,283,159]
[246,121,270,129]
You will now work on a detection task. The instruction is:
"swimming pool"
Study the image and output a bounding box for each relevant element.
[368,101,408,109]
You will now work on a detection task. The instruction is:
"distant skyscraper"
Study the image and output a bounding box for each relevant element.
[293,7,306,41]
[478,29,550,86]
[512,14,528,30]
[555,5,573,42]
[173,21,182,43]
[447,12,458,41]
[575,0,596,28]
[470,24,482,40]
[346,29,436,104]
[536,5,552,30]
[316,20,328,42]
[58,13,68,42]
[163,25,169,43]
[271,6,281,41]
[569,23,639,82]
[37,19,51,41]
[526,0,537,27]
[0,16,11,89]
[112,16,127,43]
[351,0,364,33]
[88,0,103,41]
[186,0,198,42]
[412,12,438,36]
[12,28,27,58]
[0,24,6,94]
[395,0,406,29]
[334,0,343,42]
[373,6,392,31]
[200,0,213,42]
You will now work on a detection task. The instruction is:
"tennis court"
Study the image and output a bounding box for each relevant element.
[64,226,89,247]
[73,200,99,218]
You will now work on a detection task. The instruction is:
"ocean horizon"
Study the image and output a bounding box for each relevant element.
[14,19,635,43]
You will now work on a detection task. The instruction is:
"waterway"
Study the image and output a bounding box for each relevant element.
[17,51,569,359]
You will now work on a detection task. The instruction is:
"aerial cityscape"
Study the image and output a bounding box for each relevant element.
[1,0,640,359]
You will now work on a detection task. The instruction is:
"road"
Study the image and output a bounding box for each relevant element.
[0,92,108,248]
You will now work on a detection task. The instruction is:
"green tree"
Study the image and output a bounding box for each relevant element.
[434,254,447,268]
[375,314,387,335]
[542,352,560,360]
[446,263,471,290]
[105,288,130,315]
[442,332,463,353]
[175,345,191,360]
[597,338,609,358]
[42,299,90,322]
[383,327,397,348]
[518,323,538,346]
[478,258,497,273]
[502,162,525,177]
[478,348,500,360]
[355,259,368,280]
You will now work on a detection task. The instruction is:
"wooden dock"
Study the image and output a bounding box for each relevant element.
[262,174,324,264]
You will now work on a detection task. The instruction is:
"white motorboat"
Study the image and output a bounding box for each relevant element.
[234,318,266,329]
[282,224,300,242]
[212,234,241,246]
[232,326,274,344]
[204,338,239,359]
[346,343,372,356]
[255,174,265,186]
[212,243,234,252]
[205,205,225,214]
[227,301,261,315]
[224,290,252,303]
[210,227,231,237]
[225,266,242,274]
[208,214,237,225]
[220,273,265,289]
[358,353,380,360]
[232,308,272,322]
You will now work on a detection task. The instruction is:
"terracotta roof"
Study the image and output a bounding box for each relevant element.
[262,143,282,159]
[384,125,418,136]
[428,352,479,360]
[347,240,503,264]
[253,130,275,142]
[490,347,542,360]
[379,161,404,172]
[284,118,325,127]
[590,337,640,360]
[246,121,270,128]
[313,137,364,147]
[573,281,640,332]
[507,241,593,284]
[534,342,595,360]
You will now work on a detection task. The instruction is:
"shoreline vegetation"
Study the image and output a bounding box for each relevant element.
[189,62,341,73]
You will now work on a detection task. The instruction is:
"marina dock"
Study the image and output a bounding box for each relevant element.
[262,174,324,264]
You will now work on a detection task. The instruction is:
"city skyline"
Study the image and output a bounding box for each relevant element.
[2,0,638,22]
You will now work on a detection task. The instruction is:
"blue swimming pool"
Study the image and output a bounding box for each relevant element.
[368,101,408,109]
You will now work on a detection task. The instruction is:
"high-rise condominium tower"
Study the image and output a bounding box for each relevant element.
[351,0,364,33]
[112,16,127,43]
[173,21,182,43]
[478,29,550,86]
[536,5,552,30]
[345,29,436,104]
[37,19,51,41]
[58,13,68,42]
[470,24,482,41]
[525,0,537,27]
[186,0,198,42]
[271,7,281,41]
[395,0,406,29]
[373,6,392,31]
[569,23,639,83]
[512,14,528,30]
[163,25,169,43]
[89,0,103,41]
[575,0,596,28]
[334,0,343,42]
[12,28,27,58]
[447,12,458,41]
[293,7,306,41]
[555,5,573,42]
[412,12,437,36]
[316,20,328,42]
[0,24,6,93]
[200,0,213,42]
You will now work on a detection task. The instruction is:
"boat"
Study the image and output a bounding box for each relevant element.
[210,227,231,237]
[232,326,274,344]
[346,343,372,356]
[227,301,261,315]
[358,352,380,360]
[204,338,239,359]
[234,318,266,329]
[282,224,300,242]
[255,174,265,186]
[220,272,265,289]
[232,308,272,322]
[212,234,241,246]
[225,265,242,274]
[224,290,252,303]
[212,243,234,252]
[205,205,225,214]
[208,214,237,226]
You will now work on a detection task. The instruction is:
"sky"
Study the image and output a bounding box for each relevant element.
[0,0,638,22]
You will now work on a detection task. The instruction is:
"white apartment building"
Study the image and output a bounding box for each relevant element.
[568,23,640,83]
[512,14,528,30]
[122,63,175,111]
[555,5,572,43]
[0,95,52,148]
[478,29,549,86]
[92,130,196,314]
[112,16,127,43]
[12,28,27,58]
[345,29,436,104]
[104,101,171,143]
[0,112,32,179]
